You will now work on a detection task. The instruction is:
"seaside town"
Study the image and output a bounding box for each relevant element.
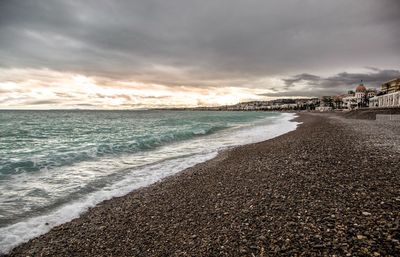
[192,78,400,112]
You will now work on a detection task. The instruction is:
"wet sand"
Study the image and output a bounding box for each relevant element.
[7,113,400,256]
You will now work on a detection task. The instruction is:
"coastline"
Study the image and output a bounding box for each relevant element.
[0,112,298,254]
[7,113,400,256]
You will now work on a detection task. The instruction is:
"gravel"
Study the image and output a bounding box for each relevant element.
[7,113,400,256]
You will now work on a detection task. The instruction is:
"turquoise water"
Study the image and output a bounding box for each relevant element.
[0,110,297,253]
[1,110,269,176]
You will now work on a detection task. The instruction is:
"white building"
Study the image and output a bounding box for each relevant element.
[369,91,400,108]
[342,95,357,110]
[341,83,377,109]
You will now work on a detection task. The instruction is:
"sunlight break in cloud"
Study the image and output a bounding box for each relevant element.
[0,69,267,109]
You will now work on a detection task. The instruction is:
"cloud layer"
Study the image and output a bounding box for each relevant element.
[0,0,400,107]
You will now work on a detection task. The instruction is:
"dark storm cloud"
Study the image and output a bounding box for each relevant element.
[0,0,399,90]
[284,69,400,88]
[283,74,321,89]
[260,68,400,97]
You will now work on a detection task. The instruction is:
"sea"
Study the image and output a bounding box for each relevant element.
[0,110,298,253]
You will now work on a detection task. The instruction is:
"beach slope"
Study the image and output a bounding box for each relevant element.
[8,113,400,256]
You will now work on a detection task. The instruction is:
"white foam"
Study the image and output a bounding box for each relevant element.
[0,113,298,254]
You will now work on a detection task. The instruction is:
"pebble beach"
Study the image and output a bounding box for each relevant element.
[7,113,400,256]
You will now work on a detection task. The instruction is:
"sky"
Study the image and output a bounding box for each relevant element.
[0,0,399,109]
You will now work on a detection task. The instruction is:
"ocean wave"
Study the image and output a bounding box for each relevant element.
[0,124,228,176]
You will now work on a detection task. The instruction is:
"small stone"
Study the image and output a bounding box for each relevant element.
[240,247,247,253]
[314,234,322,240]
[258,235,266,240]
[357,235,366,240]
[361,247,369,254]
[362,211,371,216]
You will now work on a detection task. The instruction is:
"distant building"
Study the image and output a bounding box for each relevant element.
[368,78,400,108]
[381,78,400,94]
[369,91,400,108]
[342,95,356,110]
[333,95,345,109]
[341,83,367,109]
[315,106,332,112]
[355,83,366,99]
[355,83,368,108]
[221,98,320,111]
[336,83,379,110]
[367,88,377,98]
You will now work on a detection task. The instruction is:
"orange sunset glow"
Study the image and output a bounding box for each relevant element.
[0,68,282,109]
